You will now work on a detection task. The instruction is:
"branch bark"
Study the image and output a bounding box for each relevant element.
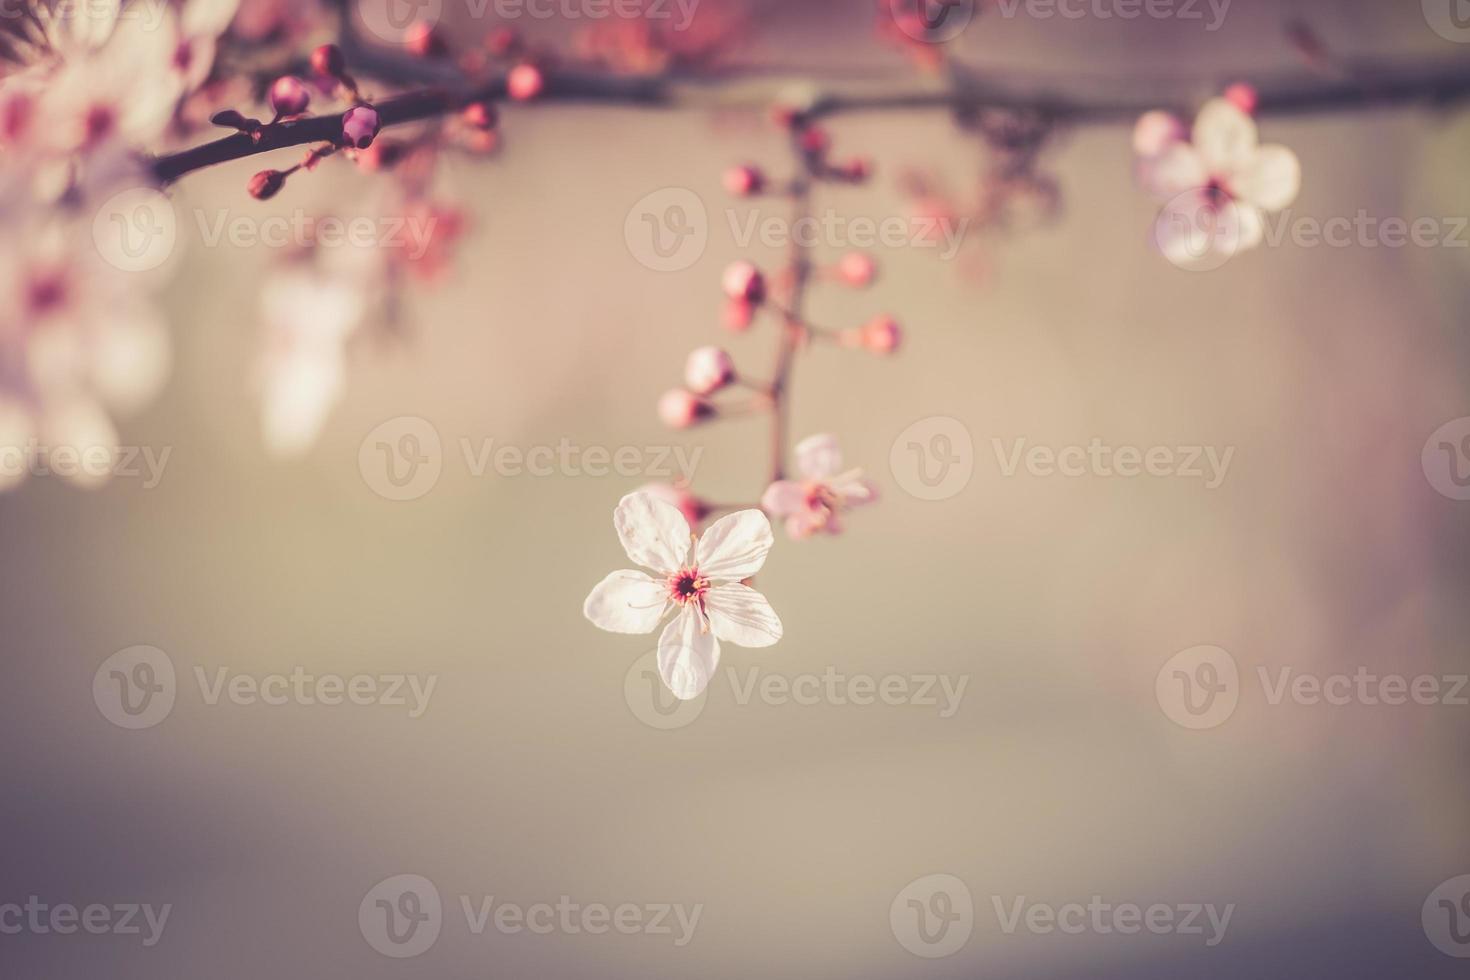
[151,58,1470,185]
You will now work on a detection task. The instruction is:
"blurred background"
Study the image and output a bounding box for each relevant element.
[2,0,1468,977]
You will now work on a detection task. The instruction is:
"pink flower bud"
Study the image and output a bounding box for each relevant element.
[270,76,310,116]
[638,483,709,527]
[837,251,877,288]
[658,389,714,429]
[723,165,764,197]
[248,169,287,200]
[860,315,902,355]
[341,104,381,149]
[462,102,498,130]
[486,27,521,57]
[508,64,544,101]
[723,298,755,333]
[799,127,830,155]
[684,347,735,396]
[311,44,346,79]
[841,156,872,182]
[1223,82,1258,115]
[721,261,765,303]
[1132,110,1185,158]
[405,21,445,57]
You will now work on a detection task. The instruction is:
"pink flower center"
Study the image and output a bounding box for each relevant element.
[667,568,709,606]
[173,41,194,73]
[801,483,842,531]
[25,270,68,318]
[83,105,116,146]
[1203,177,1234,210]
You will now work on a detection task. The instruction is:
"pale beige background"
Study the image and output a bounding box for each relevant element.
[2,1,1468,977]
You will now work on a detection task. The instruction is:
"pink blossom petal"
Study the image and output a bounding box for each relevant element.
[1193,97,1258,176]
[614,492,690,574]
[656,608,720,700]
[794,433,843,480]
[705,583,783,648]
[583,570,668,634]
[1142,143,1208,200]
[695,509,773,580]
[1233,144,1301,212]
[760,480,804,517]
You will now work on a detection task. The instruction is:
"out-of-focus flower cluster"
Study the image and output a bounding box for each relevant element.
[0,0,247,490]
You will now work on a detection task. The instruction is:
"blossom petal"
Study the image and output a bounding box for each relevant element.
[1233,144,1301,212]
[583,570,668,634]
[695,509,773,580]
[795,433,842,480]
[760,480,804,517]
[832,473,879,506]
[614,492,690,574]
[1234,203,1265,252]
[705,583,782,648]
[1142,143,1208,200]
[183,0,242,38]
[657,608,720,700]
[1155,192,1244,270]
[1193,97,1258,175]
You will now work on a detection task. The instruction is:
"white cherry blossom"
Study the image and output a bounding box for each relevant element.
[584,492,783,700]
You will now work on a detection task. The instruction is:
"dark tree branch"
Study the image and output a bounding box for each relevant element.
[150,58,1470,186]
